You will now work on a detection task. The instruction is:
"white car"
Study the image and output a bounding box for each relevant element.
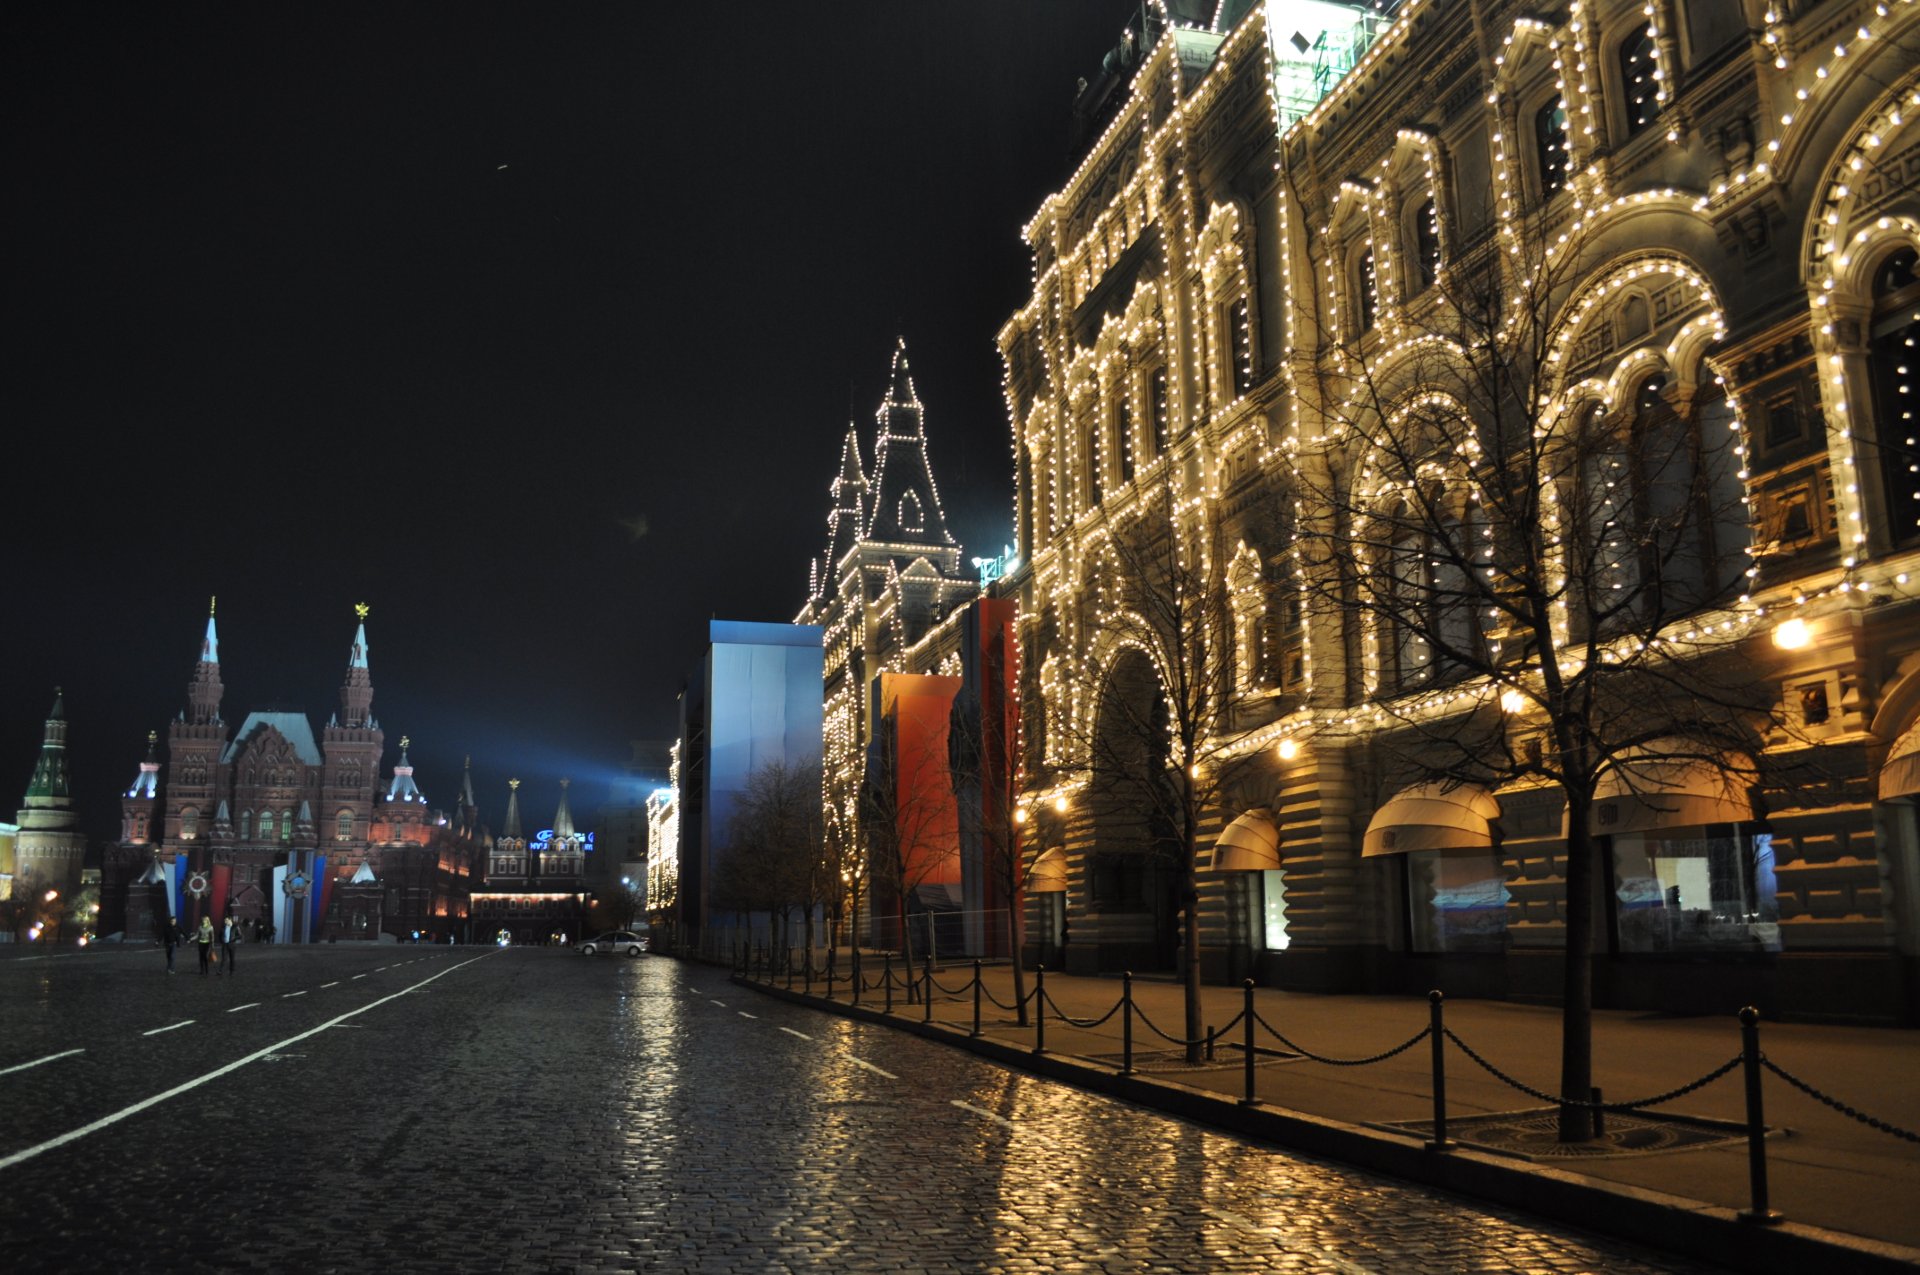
[579,930,647,957]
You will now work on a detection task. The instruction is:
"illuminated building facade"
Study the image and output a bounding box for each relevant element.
[795,340,978,942]
[644,744,680,936]
[100,604,481,942]
[11,690,88,904]
[997,0,1920,1020]
[469,778,590,945]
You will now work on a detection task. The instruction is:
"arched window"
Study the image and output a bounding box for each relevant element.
[281,810,295,842]
[898,491,924,533]
[1082,415,1103,509]
[1617,26,1661,137]
[1115,390,1136,485]
[1411,196,1440,293]
[1355,245,1378,334]
[258,810,274,841]
[1535,96,1570,197]
[337,809,356,841]
[1630,376,1708,615]
[181,807,199,839]
[1871,248,1920,544]
[134,812,149,841]
[238,810,251,840]
[1383,511,1431,692]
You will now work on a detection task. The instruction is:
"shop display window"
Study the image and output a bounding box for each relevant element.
[1407,849,1509,953]
[1611,825,1780,953]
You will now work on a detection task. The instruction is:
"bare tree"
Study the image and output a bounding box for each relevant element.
[1047,472,1266,1063]
[1285,182,1783,1138]
[860,708,963,989]
[947,623,1030,1023]
[712,758,823,967]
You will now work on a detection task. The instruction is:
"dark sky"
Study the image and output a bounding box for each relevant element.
[5,1,1130,838]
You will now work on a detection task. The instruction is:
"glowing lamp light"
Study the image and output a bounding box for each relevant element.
[1772,618,1812,650]
[1013,808,1028,825]
[1277,738,1300,761]
[1053,795,1069,814]
[1499,689,1528,714]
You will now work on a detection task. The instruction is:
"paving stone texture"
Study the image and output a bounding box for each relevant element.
[0,945,1720,1273]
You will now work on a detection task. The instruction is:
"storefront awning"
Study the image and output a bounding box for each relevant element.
[1210,808,1281,871]
[1587,741,1752,834]
[1028,848,1068,893]
[1879,720,1920,800]
[1363,782,1500,858]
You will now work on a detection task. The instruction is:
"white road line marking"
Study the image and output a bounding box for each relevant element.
[848,1056,897,1079]
[374,966,388,972]
[0,951,498,1172]
[950,1100,1016,1129]
[710,1000,727,1008]
[0,1048,84,1076]
[281,991,307,999]
[779,1027,812,1041]
[689,987,703,994]
[319,981,339,988]
[226,1003,259,1013]
[351,974,367,980]
[738,1011,758,1019]
[141,1020,194,1037]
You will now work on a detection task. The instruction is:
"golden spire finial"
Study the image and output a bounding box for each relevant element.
[355,602,370,620]
[209,595,217,617]
[400,734,411,750]
[509,778,520,790]
[147,730,157,745]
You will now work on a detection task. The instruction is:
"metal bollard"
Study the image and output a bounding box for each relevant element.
[852,949,862,1007]
[1240,980,1257,1106]
[1592,1088,1605,1138]
[1033,964,1047,1055]
[787,948,795,991]
[827,950,836,1000]
[1206,1026,1216,1063]
[884,952,894,1013]
[1122,972,1134,1076]
[1738,1006,1782,1224]
[1427,991,1451,1151]
[804,949,813,997]
[924,954,934,1023]
[971,959,982,1038]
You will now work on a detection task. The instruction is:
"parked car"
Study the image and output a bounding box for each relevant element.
[579,930,647,957]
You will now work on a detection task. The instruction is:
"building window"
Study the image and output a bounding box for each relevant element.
[1227,296,1254,395]
[1082,416,1103,509]
[1148,365,1170,455]
[1260,868,1291,950]
[1611,825,1780,953]
[1115,390,1135,485]
[1407,849,1509,953]
[1354,247,1377,335]
[249,809,264,841]
[1536,95,1570,197]
[238,810,251,840]
[1617,26,1661,137]
[1871,248,1920,544]
[337,809,355,841]
[1384,522,1430,691]
[281,810,295,842]
[1411,196,1440,293]
[898,491,925,533]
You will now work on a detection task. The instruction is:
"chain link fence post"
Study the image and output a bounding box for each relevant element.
[1033,964,1046,1055]
[1240,980,1258,1106]
[1427,991,1451,1152]
[1739,1006,1783,1225]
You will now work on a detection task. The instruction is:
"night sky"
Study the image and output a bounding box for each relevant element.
[6,1,1130,838]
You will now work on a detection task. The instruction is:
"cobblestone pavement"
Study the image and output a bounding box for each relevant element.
[0,945,1724,1273]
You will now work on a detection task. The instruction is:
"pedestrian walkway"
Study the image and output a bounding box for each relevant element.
[731,954,1920,1269]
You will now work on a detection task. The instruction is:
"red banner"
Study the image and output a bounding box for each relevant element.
[210,863,232,924]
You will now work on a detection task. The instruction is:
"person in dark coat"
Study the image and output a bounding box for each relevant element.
[220,915,239,974]
[161,917,178,974]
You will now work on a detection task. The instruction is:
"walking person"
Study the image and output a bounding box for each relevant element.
[196,915,215,977]
[221,914,239,974]
[162,916,178,974]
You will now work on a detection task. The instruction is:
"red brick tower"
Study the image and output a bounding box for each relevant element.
[163,599,229,922]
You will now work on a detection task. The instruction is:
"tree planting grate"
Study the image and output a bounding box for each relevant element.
[1372,1108,1756,1160]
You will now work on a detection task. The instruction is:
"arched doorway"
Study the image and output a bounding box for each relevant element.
[1087,647,1180,972]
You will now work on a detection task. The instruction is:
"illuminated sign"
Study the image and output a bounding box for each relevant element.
[1268,2,1384,127]
[533,829,596,852]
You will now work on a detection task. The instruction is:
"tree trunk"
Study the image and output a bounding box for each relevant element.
[1182,820,1204,1065]
[1558,793,1597,1142]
